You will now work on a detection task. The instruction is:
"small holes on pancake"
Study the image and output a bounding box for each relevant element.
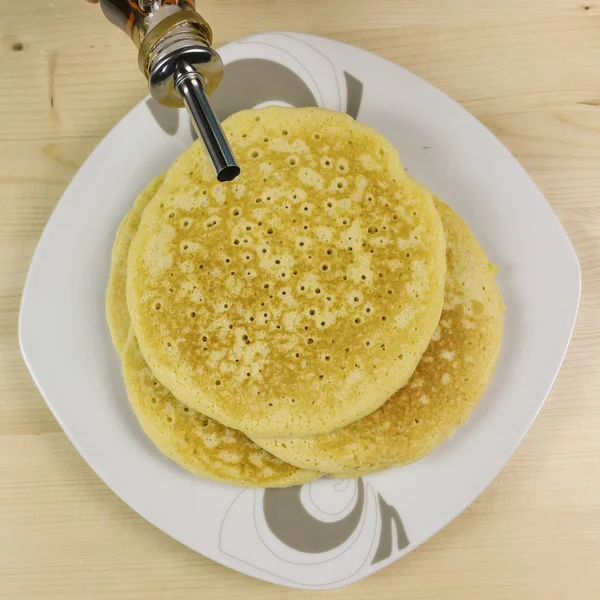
[337,158,349,173]
[130,111,447,440]
[154,301,162,311]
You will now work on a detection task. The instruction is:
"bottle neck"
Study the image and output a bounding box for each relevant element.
[100,0,198,47]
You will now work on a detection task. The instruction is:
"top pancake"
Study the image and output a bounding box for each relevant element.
[254,194,505,472]
[127,107,446,438]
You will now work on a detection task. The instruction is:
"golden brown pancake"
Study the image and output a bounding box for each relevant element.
[127,107,446,438]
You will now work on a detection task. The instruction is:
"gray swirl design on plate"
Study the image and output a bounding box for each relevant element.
[263,478,365,553]
[263,479,408,564]
[371,492,409,563]
[219,476,409,586]
[210,59,319,121]
[343,71,363,119]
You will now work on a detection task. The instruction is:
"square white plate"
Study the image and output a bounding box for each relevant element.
[19,32,580,590]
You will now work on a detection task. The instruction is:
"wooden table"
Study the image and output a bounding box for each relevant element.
[1,1,599,598]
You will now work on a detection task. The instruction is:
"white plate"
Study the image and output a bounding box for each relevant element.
[19,32,580,590]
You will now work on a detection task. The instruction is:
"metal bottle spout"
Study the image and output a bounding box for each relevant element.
[174,62,240,182]
[99,1,240,182]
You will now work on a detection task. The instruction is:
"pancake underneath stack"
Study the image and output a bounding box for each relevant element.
[107,106,504,487]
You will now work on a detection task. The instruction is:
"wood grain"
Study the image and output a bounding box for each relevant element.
[1,0,599,598]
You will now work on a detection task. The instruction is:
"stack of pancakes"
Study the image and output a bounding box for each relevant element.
[107,107,504,487]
